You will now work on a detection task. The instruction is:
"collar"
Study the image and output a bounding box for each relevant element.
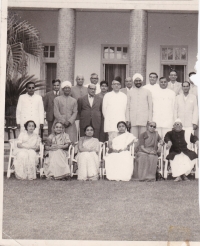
[26,93,35,97]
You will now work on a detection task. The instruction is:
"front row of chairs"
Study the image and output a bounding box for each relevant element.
[7,139,199,180]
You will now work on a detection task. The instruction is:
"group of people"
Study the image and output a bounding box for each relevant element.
[13,70,198,182]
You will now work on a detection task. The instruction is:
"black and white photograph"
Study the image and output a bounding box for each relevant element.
[0,0,200,245]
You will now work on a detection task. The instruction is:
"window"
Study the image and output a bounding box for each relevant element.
[161,46,187,62]
[102,45,128,61]
[43,45,56,58]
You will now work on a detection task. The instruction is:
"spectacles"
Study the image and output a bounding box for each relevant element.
[112,83,120,86]
[174,123,181,126]
[28,87,35,89]
[91,77,98,80]
[149,125,156,129]
[89,88,96,90]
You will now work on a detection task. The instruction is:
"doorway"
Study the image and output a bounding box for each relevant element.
[45,63,57,92]
[104,64,126,91]
[163,65,186,82]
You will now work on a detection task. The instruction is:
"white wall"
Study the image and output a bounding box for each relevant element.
[147,13,198,83]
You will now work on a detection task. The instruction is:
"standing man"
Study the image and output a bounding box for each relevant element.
[43,79,61,135]
[120,77,133,95]
[152,77,176,138]
[54,81,78,143]
[103,79,127,140]
[174,81,198,148]
[143,72,160,95]
[97,80,109,142]
[78,84,103,140]
[188,72,198,98]
[71,75,88,100]
[126,73,152,138]
[16,81,44,134]
[84,73,101,94]
[97,80,108,99]
[167,70,182,95]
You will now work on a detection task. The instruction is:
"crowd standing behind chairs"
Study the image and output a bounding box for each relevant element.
[12,70,199,182]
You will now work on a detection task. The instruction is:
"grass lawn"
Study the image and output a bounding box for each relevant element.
[2,177,200,241]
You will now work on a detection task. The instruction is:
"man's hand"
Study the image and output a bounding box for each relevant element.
[40,124,44,129]
[64,121,71,128]
[159,139,164,146]
[193,124,198,130]
[166,141,172,150]
[126,121,131,128]
[17,124,20,129]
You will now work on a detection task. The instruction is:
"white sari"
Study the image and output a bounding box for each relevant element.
[105,132,136,181]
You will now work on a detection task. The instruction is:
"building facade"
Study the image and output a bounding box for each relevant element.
[9,0,199,94]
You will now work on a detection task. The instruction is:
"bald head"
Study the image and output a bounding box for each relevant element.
[76,75,84,86]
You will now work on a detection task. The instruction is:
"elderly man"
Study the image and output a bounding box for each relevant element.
[174,81,198,149]
[43,79,61,135]
[152,77,176,139]
[143,72,159,95]
[78,84,103,140]
[54,81,78,143]
[84,73,101,94]
[120,77,133,95]
[16,81,44,134]
[126,73,152,138]
[103,79,127,140]
[167,70,182,95]
[71,75,88,100]
[164,119,198,181]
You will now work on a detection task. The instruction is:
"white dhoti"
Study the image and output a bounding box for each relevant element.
[170,152,196,177]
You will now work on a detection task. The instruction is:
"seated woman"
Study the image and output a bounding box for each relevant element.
[77,125,100,181]
[164,118,198,182]
[133,121,163,182]
[105,121,137,181]
[44,122,71,180]
[14,120,41,180]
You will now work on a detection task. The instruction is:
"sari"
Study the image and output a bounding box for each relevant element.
[105,132,136,181]
[44,132,71,180]
[133,131,161,181]
[13,132,41,180]
[77,137,100,181]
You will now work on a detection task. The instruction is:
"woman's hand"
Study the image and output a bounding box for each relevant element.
[149,150,157,155]
[159,139,164,146]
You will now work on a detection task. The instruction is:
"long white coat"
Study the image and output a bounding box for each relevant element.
[152,87,175,128]
[16,93,44,133]
[103,91,127,132]
[174,94,198,127]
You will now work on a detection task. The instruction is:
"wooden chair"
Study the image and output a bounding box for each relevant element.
[7,139,44,178]
[5,116,17,141]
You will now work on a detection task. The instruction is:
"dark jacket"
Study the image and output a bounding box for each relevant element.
[78,95,103,130]
[164,130,198,160]
[43,91,58,122]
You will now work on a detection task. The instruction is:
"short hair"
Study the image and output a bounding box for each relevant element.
[159,77,167,81]
[88,83,96,89]
[169,70,177,75]
[100,80,108,87]
[149,72,158,78]
[25,81,35,88]
[84,125,95,133]
[112,80,121,85]
[54,121,64,127]
[52,79,61,84]
[117,121,127,129]
[90,73,98,78]
[189,72,196,77]
[182,81,190,87]
[24,120,36,130]
[76,75,84,80]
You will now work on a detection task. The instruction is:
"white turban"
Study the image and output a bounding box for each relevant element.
[132,73,143,82]
[174,118,182,123]
[61,81,72,88]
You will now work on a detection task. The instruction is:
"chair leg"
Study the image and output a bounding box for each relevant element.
[164,161,168,179]
[13,129,16,139]
[8,129,11,140]
[7,156,12,178]
[195,159,199,179]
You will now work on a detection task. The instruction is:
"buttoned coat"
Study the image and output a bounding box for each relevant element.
[174,94,198,127]
[126,87,152,126]
[16,93,44,133]
[78,95,103,131]
[54,95,78,142]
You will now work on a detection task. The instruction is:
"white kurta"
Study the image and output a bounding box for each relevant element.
[16,93,44,134]
[103,91,127,132]
[143,83,160,96]
[167,81,182,96]
[152,88,175,128]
